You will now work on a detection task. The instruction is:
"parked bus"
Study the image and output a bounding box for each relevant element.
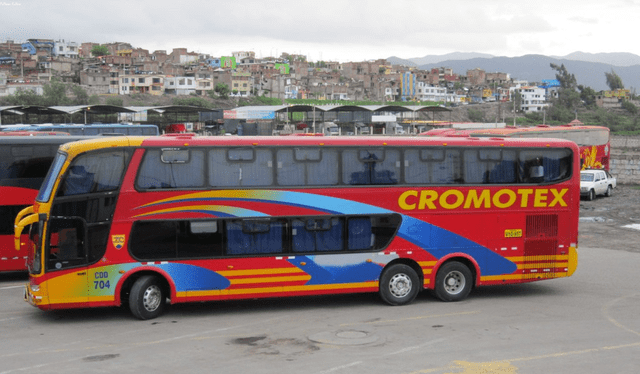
[423,124,610,170]
[0,135,86,272]
[2,123,159,136]
[16,134,579,319]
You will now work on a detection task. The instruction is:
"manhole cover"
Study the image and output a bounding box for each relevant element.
[308,330,380,346]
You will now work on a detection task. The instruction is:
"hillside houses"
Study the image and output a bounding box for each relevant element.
[0,38,622,110]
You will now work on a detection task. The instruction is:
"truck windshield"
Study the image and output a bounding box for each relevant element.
[580,173,594,182]
[36,152,67,203]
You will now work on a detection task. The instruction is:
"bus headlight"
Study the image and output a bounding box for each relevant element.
[30,284,40,292]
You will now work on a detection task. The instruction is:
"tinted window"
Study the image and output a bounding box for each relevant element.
[129,214,401,261]
[209,148,273,187]
[276,148,339,186]
[463,149,517,184]
[137,149,205,189]
[59,149,129,196]
[342,149,400,185]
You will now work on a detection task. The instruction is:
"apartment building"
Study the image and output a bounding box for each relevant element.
[53,40,79,59]
[416,82,449,102]
[231,72,252,97]
[515,85,548,113]
[119,74,165,95]
[164,76,196,95]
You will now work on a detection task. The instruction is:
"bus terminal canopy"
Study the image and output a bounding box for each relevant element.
[125,105,208,115]
[228,104,451,119]
[49,105,137,115]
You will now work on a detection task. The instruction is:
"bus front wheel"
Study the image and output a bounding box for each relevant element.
[379,264,420,306]
[434,262,473,302]
[129,275,166,320]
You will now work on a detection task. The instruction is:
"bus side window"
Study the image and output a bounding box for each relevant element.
[276,148,339,186]
[226,219,283,255]
[209,148,273,187]
[432,149,462,184]
[292,217,343,252]
[138,149,205,189]
[177,220,223,258]
[348,217,373,250]
[464,149,517,184]
[519,149,572,183]
[342,149,399,185]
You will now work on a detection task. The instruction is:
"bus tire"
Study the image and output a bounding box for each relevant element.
[129,275,165,320]
[605,185,613,197]
[379,264,420,306]
[434,262,473,302]
[588,189,595,201]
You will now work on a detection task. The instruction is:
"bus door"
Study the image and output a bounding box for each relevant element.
[45,216,90,307]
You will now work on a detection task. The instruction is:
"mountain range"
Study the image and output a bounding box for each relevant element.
[386,52,640,92]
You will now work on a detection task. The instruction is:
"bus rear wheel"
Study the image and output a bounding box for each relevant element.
[379,264,420,306]
[434,262,473,302]
[129,275,165,320]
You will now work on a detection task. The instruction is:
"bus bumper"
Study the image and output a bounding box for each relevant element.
[567,246,578,277]
[24,283,43,307]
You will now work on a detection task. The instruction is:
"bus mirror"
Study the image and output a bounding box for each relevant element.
[14,213,38,251]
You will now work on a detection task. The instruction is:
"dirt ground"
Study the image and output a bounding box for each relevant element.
[579,183,640,252]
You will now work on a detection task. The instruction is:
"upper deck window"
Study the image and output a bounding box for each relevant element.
[135,145,574,190]
[137,149,205,189]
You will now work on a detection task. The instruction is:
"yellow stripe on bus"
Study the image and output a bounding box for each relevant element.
[179,281,379,298]
[229,275,312,285]
[217,267,307,277]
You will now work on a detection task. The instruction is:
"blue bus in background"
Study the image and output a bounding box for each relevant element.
[1,123,159,136]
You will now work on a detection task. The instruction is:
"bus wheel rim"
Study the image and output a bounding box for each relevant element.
[143,285,162,312]
[389,273,412,298]
[444,271,465,295]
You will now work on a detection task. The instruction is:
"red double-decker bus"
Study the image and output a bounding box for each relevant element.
[423,122,611,170]
[16,134,579,319]
[0,135,86,272]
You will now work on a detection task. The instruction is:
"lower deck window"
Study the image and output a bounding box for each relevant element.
[129,214,401,261]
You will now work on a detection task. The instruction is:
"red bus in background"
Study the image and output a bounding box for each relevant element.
[18,134,580,319]
[423,122,611,170]
[0,135,85,272]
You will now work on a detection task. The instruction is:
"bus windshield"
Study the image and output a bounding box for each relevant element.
[36,152,66,203]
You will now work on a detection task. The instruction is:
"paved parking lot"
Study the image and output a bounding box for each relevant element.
[1,239,639,374]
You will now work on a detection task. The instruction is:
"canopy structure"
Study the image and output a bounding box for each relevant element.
[0,105,70,125]
[234,104,452,127]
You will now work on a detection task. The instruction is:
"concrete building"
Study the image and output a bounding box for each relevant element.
[119,74,165,95]
[164,76,196,95]
[514,85,548,113]
[53,40,79,59]
[416,82,450,102]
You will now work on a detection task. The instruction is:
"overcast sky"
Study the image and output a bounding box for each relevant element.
[2,0,639,62]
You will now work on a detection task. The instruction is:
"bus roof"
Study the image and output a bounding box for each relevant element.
[422,124,609,138]
[56,134,580,159]
[0,135,91,145]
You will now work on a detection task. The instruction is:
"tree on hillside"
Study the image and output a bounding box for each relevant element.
[212,83,230,99]
[605,69,624,90]
[2,88,42,105]
[105,96,123,106]
[91,45,109,57]
[42,78,70,106]
[70,85,89,105]
[578,85,597,108]
[549,63,581,121]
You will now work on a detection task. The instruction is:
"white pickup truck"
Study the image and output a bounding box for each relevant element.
[580,169,617,200]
